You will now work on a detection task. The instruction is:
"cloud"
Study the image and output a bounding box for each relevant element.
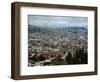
[28,15,88,28]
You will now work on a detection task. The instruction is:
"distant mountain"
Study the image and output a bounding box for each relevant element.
[54,27,87,33]
[28,25,41,33]
[28,25,87,34]
[28,25,50,33]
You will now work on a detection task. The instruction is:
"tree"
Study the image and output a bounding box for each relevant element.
[73,48,88,64]
[65,52,73,64]
[51,54,62,65]
[37,55,45,61]
[65,47,88,64]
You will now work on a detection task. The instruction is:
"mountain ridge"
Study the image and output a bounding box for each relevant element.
[28,25,87,33]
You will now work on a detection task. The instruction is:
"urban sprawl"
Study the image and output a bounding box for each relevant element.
[28,25,88,66]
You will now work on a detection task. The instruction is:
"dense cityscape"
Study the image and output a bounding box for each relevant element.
[28,25,88,66]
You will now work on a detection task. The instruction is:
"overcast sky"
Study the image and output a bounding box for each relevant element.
[28,15,88,28]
